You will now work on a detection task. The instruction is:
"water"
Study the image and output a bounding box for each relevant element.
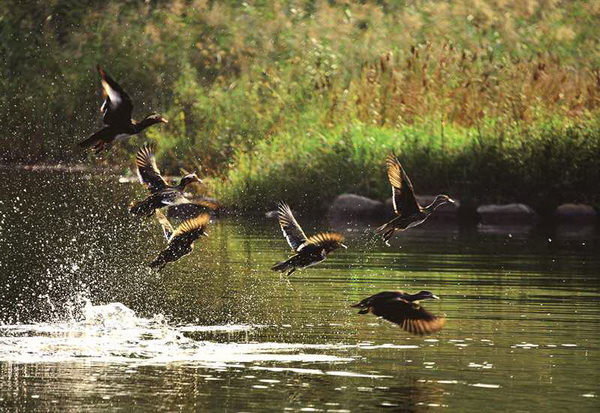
[0,170,599,411]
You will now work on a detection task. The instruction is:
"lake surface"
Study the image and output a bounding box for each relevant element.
[0,169,599,412]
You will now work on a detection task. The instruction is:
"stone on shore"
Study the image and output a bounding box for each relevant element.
[328,194,386,220]
[555,203,597,223]
[477,203,538,225]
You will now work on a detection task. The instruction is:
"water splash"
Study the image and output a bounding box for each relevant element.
[0,300,353,366]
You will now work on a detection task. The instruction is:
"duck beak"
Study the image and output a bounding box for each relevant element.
[160,117,169,124]
[431,294,440,299]
[448,198,455,204]
[202,232,209,237]
[340,243,348,249]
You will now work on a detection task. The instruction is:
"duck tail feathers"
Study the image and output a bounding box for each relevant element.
[375,222,389,234]
[375,223,395,243]
[78,127,112,149]
[149,257,166,271]
[271,259,292,272]
[129,199,155,217]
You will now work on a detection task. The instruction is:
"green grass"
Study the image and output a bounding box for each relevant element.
[213,116,600,214]
[1,1,598,212]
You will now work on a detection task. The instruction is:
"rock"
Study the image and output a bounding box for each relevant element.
[477,203,538,225]
[384,195,460,221]
[477,224,533,236]
[555,203,597,223]
[328,194,386,220]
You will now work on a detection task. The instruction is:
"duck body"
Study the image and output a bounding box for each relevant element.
[376,154,454,244]
[149,241,194,271]
[352,290,446,336]
[78,65,167,154]
[129,145,202,218]
[129,188,189,217]
[380,210,429,232]
[271,245,328,276]
[272,202,347,276]
[149,211,210,271]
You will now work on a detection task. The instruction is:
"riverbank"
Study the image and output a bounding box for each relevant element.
[212,116,600,217]
[326,192,597,227]
[3,113,599,223]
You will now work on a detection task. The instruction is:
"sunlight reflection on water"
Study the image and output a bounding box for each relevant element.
[0,171,599,412]
[0,300,357,366]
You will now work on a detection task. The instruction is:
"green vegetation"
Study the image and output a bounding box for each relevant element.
[214,117,600,214]
[1,1,599,212]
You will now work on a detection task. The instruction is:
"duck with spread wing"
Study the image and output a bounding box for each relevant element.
[376,154,454,245]
[272,202,347,276]
[78,65,167,154]
[352,290,446,336]
[129,144,205,218]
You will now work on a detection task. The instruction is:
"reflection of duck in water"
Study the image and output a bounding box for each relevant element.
[149,210,210,271]
[352,291,446,335]
[376,154,454,245]
[129,145,203,218]
[272,202,347,276]
[78,65,167,154]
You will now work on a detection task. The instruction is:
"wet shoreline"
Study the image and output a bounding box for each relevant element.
[1,164,598,227]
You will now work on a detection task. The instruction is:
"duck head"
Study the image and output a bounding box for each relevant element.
[142,113,169,125]
[134,113,168,133]
[179,172,203,188]
[430,194,454,209]
[413,290,440,301]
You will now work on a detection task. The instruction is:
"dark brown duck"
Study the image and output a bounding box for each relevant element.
[272,202,347,276]
[376,154,454,245]
[352,290,446,336]
[78,65,168,154]
[129,144,203,217]
[150,210,210,271]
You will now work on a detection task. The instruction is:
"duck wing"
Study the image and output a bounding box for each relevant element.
[98,65,134,126]
[135,144,168,192]
[299,232,345,252]
[386,154,420,217]
[277,202,308,251]
[168,213,211,246]
[374,297,446,336]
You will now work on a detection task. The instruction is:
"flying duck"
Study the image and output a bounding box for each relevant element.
[78,65,168,153]
[376,154,454,245]
[150,210,210,271]
[272,202,347,276]
[129,144,203,217]
[352,290,446,336]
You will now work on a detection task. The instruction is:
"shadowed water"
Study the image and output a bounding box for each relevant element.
[0,170,599,412]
